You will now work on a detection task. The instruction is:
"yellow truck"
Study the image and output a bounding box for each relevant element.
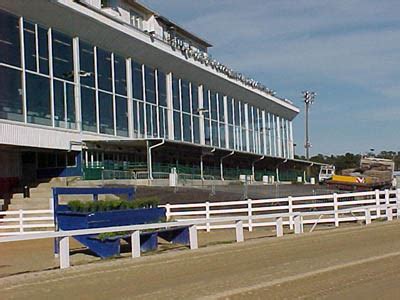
[326,157,394,191]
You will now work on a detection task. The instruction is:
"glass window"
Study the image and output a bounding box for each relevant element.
[183,113,191,142]
[97,48,112,91]
[234,100,240,125]
[23,21,37,72]
[145,66,156,104]
[228,125,234,149]
[152,105,158,138]
[0,66,23,122]
[193,116,200,144]
[114,54,126,96]
[38,26,49,74]
[191,85,198,115]
[158,107,166,138]
[227,98,233,125]
[79,41,95,87]
[220,124,226,148]
[203,88,209,118]
[210,92,217,120]
[157,70,167,107]
[181,80,190,113]
[138,101,144,136]
[204,118,211,145]
[132,99,138,136]
[0,9,20,67]
[218,94,225,122]
[54,80,76,129]
[81,86,97,132]
[172,77,180,110]
[98,92,114,135]
[212,121,219,146]
[146,103,152,136]
[26,73,51,126]
[116,96,128,137]
[132,62,143,100]
[52,30,73,81]
[173,111,181,141]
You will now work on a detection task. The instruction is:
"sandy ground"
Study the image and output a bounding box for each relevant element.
[1,221,400,299]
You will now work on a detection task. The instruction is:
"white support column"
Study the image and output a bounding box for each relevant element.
[189,225,198,250]
[94,47,100,134]
[141,64,147,137]
[235,220,244,242]
[48,28,55,128]
[385,189,390,217]
[59,236,70,269]
[244,103,250,152]
[276,217,283,237]
[131,231,141,258]
[268,113,272,156]
[166,72,174,140]
[224,96,229,149]
[387,206,393,221]
[276,116,282,157]
[126,58,134,138]
[272,115,277,157]
[262,110,267,155]
[73,37,82,132]
[111,53,117,136]
[198,85,205,145]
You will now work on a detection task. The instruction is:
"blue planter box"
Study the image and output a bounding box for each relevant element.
[56,206,166,258]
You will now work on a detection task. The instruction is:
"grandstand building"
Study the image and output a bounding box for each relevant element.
[0,0,309,188]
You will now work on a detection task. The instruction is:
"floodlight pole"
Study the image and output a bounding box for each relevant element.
[302,91,316,160]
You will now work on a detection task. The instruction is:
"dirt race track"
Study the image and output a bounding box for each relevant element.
[2,221,400,299]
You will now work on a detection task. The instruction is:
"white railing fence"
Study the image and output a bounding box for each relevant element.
[0,209,54,236]
[162,189,400,231]
[0,202,398,270]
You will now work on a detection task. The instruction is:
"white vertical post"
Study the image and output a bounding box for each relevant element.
[365,208,371,225]
[294,215,303,234]
[276,217,283,237]
[59,236,70,269]
[235,220,244,242]
[165,203,171,221]
[247,198,253,232]
[333,193,339,227]
[387,206,393,221]
[131,231,141,258]
[205,201,211,232]
[375,189,381,218]
[385,190,390,217]
[189,225,198,250]
[288,196,293,230]
[19,209,23,233]
[396,189,400,218]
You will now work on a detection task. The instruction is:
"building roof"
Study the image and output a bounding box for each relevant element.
[128,0,213,48]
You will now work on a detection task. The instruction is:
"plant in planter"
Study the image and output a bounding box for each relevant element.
[55,197,165,258]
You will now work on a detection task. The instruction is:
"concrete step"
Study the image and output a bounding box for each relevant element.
[7,203,51,210]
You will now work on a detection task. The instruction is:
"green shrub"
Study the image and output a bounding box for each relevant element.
[67,197,159,213]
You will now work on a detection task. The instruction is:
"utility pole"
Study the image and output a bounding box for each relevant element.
[302,91,316,160]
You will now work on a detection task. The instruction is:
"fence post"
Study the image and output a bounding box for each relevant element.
[333,193,339,227]
[59,236,70,269]
[189,225,198,250]
[19,209,24,233]
[365,208,371,225]
[247,199,253,232]
[288,196,293,230]
[387,206,393,221]
[385,190,390,218]
[165,203,171,221]
[294,215,303,234]
[396,189,400,218]
[235,220,244,242]
[131,231,141,258]
[276,217,283,237]
[375,189,381,218]
[206,202,211,232]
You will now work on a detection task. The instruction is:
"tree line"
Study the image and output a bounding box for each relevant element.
[295,151,400,171]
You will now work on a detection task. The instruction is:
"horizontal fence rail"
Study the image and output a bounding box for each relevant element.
[162,189,400,231]
[0,202,398,270]
[0,210,54,236]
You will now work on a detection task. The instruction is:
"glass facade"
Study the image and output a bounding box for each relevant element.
[0,8,294,159]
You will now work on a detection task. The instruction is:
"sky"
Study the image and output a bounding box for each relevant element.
[140,0,400,156]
